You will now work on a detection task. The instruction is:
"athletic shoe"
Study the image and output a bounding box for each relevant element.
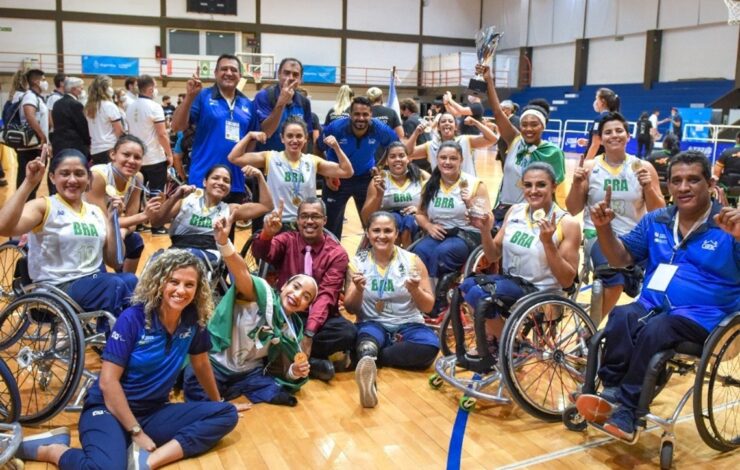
[600,386,620,404]
[355,356,378,408]
[127,442,151,470]
[151,227,168,235]
[575,394,614,424]
[16,427,70,461]
[603,407,636,440]
[308,358,335,382]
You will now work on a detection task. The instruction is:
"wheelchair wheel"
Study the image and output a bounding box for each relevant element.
[693,313,740,452]
[499,293,596,422]
[462,246,497,277]
[660,441,673,470]
[0,359,20,424]
[0,242,25,309]
[439,294,476,357]
[239,235,262,275]
[0,293,86,425]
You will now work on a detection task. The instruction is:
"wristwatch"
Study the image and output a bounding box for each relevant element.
[130,424,142,436]
[304,330,315,338]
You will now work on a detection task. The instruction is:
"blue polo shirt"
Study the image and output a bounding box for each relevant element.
[86,304,211,414]
[189,86,258,193]
[620,202,740,332]
[253,85,313,152]
[319,117,397,176]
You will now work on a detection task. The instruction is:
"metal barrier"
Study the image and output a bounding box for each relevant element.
[543,118,563,147]
[681,124,739,164]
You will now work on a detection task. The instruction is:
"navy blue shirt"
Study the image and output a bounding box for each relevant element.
[620,202,740,332]
[253,85,313,152]
[318,117,397,176]
[188,86,258,193]
[86,304,211,414]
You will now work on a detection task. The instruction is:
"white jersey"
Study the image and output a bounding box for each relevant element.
[502,203,568,291]
[169,193,230,241]
[426,172,480,233]
[264,151,320,223]
[27,195,107,285]
[425,135,476,176]
[351,247,425,328]
[211,300,269,374]
[583,154,645,236]
[499,136,530,205]
[90,163,137,207]
[126,97,166,165]
[381,172,423,212]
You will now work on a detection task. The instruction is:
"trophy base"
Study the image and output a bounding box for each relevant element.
[466,78,489,98]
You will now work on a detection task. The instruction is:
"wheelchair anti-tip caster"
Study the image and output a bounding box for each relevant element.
[428,373,443,389]
[562,405,588,432]
[459,396,476,411]
[660,440,674,469]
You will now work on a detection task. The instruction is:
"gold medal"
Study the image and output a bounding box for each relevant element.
[194,188,204,198]
[631,161,643,173]
[292,195,302,206]
[532,208,546,222]
[459,179,469,189]
[105,184,118,197]
[375,300,385,312]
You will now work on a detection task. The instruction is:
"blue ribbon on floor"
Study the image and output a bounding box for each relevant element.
[446,373,480,470]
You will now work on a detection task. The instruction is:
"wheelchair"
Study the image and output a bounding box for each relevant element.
[145,247,230,305]
[563,311,740,469]
[431,278,597,420]
[0,241,26,311]
[0,255,116,425]
[0,357,22,466]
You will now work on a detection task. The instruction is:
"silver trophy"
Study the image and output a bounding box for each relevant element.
[467,26,502,97]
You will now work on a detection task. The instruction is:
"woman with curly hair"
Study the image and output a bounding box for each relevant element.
[18,249,245,470]
[85,75,124,165]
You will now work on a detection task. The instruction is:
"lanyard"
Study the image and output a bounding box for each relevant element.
[226,96,236,120]
[371,248,395,301]
[285,154,304,198]
[670,205,712,259]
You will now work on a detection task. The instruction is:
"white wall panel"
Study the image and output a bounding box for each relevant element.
[585,0,617,38]
[699,0,731,24]
[423,0,481,39]
[660,24,739,81]
[552,0,586,44]
[482,0,529,50]
[587,34,645,84]
[528,0,554,46]
[346,39,417,84]
[63,0,159,16]
[262,0,342,30]
[165,0,256,23]
[0,0,54,9]
[261,34,340,68]
[0,19,55,54]
[658,0,700,29]
[531,43,574,87]
[617,0,658,35]
[346,0,418,35]
[422,44,476,58]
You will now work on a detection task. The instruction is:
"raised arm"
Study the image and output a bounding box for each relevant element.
[171,69,201,132]
[148,185,194,227]
[316,135,354,179]
[477,64,519,146]
[359,170,385,226]
[214,214,256,301]
[227,131,268,167]
[540,214,581,288]
[565,155,591,215]
[636,162,667,211]
[591,187,635,267]
[465,117,499,148]
[259,80,298,138]
[0,153,47,237]
[231,166,274,221]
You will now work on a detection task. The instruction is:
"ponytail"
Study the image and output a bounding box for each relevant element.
[420,167,441,211]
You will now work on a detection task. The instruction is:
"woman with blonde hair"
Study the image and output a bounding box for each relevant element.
[85,75,124,164]
[18,249,245,469]
[324,84,353,125]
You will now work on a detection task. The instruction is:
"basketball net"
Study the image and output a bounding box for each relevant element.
[724,0,740,25]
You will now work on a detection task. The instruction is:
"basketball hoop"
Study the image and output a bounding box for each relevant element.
[252,70,262,84]
[724,0,740,25]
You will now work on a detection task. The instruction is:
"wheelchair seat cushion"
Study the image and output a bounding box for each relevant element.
[673,341,703,358]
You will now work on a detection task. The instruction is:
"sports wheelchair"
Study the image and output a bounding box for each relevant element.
[0,357,22,466]
[564,311,740,469]
[0,249,116,425]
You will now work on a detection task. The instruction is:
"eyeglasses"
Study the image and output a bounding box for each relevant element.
[298,214,325,222]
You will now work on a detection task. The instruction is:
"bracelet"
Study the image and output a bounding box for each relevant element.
[216,239,235,257]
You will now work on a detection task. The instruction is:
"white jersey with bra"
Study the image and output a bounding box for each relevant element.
[169,193,230,239]
[264,151,321,223]
[502,203,567,291]
[211,300,269,375]
[582,154,645,236]
[426,172,480,233]
[91,163,137,207]
[27,195,107,285]
[351,247,425,328]
[499,136,530,205]
[381,172,424,211]
[425,135,476,176]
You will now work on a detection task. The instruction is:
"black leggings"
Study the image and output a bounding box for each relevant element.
[359,334,438,370]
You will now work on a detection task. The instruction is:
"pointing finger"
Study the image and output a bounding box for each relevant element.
[578,153,586,168]
[604,185,612,208]
[277,198,284,217]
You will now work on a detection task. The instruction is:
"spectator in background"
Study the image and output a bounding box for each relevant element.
[713,131,740,199]
[113,88,129,132]
[325,84,353,125]
[177,93,186,107]
[123,77,137,111]
[85,75,124,165]
[46,72,66,135]
[297,87,321,155]
[646,133,680,201]
[668,107,683,143]
[648,109,661,150]
[127,74,173,234]
[161,95,176,119]
[50,77,90,157]
[584,88,620,160]
[17,69,49,200]
[496,99,520,160]
[172,54,257,203]
[400,98,431,172]
[635,112,653,158]
[443,92,484,136]
[366,87,404,140]
[0,71,28,187]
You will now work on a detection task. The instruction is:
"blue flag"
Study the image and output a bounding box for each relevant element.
[387,67,400,118]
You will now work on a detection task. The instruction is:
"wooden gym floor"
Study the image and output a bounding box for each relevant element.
[0,145,737,469]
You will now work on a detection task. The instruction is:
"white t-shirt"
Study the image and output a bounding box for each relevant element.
[19,91,49,141]
[127,97,166,165]
[648,114,658,130]
[87,100,123,155]
[46,91,64,111]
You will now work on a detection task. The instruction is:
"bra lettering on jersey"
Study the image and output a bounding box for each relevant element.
[283,172,305,183]
[393,193,412,203]
[510,230,535,248]
[433,196,454,209]
[371,278,395,293]
[603,179,628,191]
[188,214,213,228]
[73,222,99,237]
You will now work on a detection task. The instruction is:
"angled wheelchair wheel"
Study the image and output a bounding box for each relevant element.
[499,293,596,422]
[693,312,740,452]
[239,235,262,275]
[0,242,26,310]
[0,358,20,424]
[463,246,497,278]
[0,293,85,425]
[439,289,476,357]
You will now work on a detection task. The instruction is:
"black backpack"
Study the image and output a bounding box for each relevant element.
[1,92,40,149]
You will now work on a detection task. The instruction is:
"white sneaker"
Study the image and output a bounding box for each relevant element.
[355,356,378,408]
